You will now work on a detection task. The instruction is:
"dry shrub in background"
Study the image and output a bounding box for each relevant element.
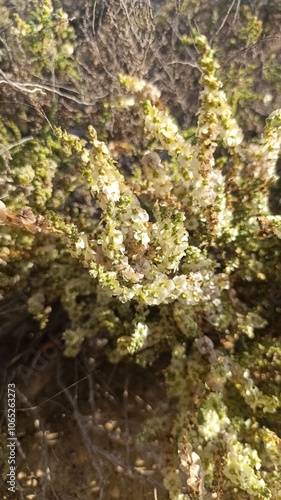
[0,1,281,499]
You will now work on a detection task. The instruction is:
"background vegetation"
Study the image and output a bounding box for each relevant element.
[0,0,281,499]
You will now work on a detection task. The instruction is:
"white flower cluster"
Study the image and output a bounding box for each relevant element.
[198,393,230,441]
[84,127,151,274]
[56,126,225,306]
[163,468,191,500]
[118,74,161,104]
[239,369,279,413]
[258,427,281,467]
[150,203,188,272]
[118,74,148,94]
[143,102,195,198]
[195,338,280,415]
[7,37,279,312]
[179,443,205,498]
[118,320,149,355]
[247,109,281,184]
[141,152,173,196]
[143,95,233,235]
[167,334,281,498]
[224,439,270,498]
[197,35,243,150]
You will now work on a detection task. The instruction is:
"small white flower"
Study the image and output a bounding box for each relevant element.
[102,180,120,201]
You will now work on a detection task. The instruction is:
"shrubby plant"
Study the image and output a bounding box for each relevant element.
[0,3,281,499]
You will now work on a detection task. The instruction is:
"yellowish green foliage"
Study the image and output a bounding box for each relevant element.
[0,6,281,498]
[12,0,78,78]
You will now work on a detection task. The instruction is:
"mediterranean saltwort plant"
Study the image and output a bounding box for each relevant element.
[0,8,281,497]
